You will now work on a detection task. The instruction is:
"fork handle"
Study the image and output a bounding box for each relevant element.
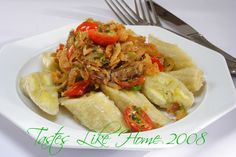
[189,33,236,77]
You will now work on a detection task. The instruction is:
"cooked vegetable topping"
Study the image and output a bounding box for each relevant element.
[67,45,75,60]
[163,57,175,71]
[75,21,98,32]
[52,19,162,95]
[88,29,119,46]
[117,76,145,89]
[56,43,64,53]
[132,85,142,91]
[124,105,155,132]
[151,56,164,72]
[63,80,90,97]
[167,102,187,120]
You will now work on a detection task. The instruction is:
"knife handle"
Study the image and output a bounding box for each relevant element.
[226,60,236,77]
[189,33,236,76]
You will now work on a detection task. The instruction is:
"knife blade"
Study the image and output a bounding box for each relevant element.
[146,1,236,76]
[147,1,199,37]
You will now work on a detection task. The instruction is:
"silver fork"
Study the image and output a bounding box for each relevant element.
[105,0,236,76]
[105,0,160,26]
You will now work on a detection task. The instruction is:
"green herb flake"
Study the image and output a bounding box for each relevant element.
[92,47,97,53]
[97,53,103,58]
[94,53,104,59]
[132,85,141,91]
[133,106,142,114]
[77,31,81,36]
[107,31,116,36]
[131,113,142,124]
[98,26,103,32]
[131,114,137,120]
[101,58,109,66]
[76,76,83,82]
[105,29,110,33]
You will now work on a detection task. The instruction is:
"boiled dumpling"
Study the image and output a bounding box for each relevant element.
[20,72,59,115]
[148,35,194,70]
[168,67,204,93]
[60,92,128,133]
[142,72,194,109]
[101,85,171,127]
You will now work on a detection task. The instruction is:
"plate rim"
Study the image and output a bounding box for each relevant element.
[0,23,236,150]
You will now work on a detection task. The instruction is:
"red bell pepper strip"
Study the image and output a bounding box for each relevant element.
[151,56,164,72]
[63,80,90,97]
[117,76,145,89]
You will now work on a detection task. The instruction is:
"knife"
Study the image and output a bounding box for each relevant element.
[146,1,236,76]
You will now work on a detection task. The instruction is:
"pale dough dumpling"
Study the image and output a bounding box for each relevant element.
[101,85,171,127]
[60,92,128,133]
[142,72,194,109]
[168,67,204,93]
[20,72,59,115]
[148,35,194,70]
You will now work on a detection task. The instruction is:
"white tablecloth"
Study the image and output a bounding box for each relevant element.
[0,0,236,156]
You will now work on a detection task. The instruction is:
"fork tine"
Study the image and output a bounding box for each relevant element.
[105,0,127,24]
[147,0,161,26]
[114,0,138,23]
[134,0,140,18]
[144,0,154,24]
[138,0,147,21]
[119,0,143,21]
[105,0,133,24]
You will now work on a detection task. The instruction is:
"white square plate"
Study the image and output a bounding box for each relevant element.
[0,23,235,150]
